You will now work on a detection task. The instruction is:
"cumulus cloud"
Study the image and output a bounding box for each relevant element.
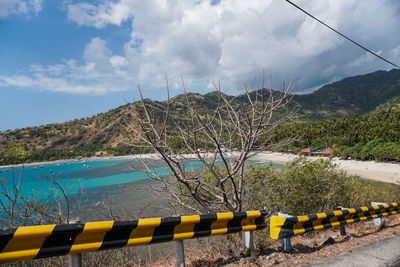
[67,0,132,28]
[67,0,400,93]
[83,37,114,72]
[0,38,134,94]
[0,0,43,19]
[3,0,400,94]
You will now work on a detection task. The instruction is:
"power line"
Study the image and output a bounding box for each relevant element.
[285,0,400,69]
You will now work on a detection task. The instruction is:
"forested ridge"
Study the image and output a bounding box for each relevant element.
[294,68,400,119]
[1,69,400,165]
[267,105,400,161]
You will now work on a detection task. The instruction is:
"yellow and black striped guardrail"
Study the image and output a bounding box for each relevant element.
[270,202,400,240]
[0,210,266,264]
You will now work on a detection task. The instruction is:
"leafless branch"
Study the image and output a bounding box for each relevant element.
[125,72,297,213]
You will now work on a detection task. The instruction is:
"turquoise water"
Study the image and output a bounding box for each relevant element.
[0,158,281,203]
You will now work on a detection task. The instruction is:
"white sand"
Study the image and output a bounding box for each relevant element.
[2,151,399,184]
[252,151,400,184]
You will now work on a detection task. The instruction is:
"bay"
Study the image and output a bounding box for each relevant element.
[0,157,282,204]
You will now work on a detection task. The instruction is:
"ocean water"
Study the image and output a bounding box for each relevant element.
[0,157,281,203]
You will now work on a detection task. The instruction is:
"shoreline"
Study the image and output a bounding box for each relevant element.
[252,151,400,184]
[0,151,240,169]
[1,151,399,184]
[0,153,164,169]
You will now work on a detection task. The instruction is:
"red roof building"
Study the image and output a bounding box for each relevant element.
[319,148,332,155]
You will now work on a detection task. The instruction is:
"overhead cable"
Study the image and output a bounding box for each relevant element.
[285,0,400,69]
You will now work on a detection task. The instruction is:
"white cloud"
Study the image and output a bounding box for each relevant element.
[83,37,113,72]
[346,51,381,69]
[67,0,132,28]
[0,37,134,94]
[389,45,400,59]
[0,0,43,19]
[3,0,400,95]
[110,56,127,69]
[120,0,400,92]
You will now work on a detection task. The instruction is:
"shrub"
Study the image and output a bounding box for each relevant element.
[244,156,400,217]
[244,157,358,215]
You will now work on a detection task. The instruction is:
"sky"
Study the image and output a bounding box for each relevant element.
[1,0,400,131]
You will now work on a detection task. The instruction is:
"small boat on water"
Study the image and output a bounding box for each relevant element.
[57,164,60,167]
[40,165,43,168]
[83,164,87,167]
[32,167,37,170]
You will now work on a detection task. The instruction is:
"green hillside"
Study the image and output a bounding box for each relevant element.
[375,94,400,111]
[294,69,400,119]
[1,69,400,164]
[267,105,400,161]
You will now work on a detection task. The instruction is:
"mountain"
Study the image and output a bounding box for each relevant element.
[294,69,400,119]
[1,69,400,164]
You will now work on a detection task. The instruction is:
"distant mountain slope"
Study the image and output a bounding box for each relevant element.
[1,68,399,163]
[294,69,400,119]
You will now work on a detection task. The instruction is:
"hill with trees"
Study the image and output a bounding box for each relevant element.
[1,69,400,164]
[294,68,400,119]
[266,103,400,161]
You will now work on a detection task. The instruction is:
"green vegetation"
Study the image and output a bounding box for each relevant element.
[192,157,400,266]
[1,69,400,165]
[244,157,400,216]
[0,68,399,266]
[294,69,400,119]
[375,94,400,111]
[2,151,400,265]
[177,156,400,260]
[175,157,400,216]
[265,108,400,161]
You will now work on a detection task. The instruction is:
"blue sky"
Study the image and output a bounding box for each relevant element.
[1,1,136,131]
[1,0,400,131]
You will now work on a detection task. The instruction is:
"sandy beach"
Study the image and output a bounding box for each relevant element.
[132,150,400,184]
[252,151,400,184]
[2,151,399,184]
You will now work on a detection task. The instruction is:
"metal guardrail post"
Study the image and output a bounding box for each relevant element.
[372,202,386,226]
[69,254,82,267]
[281,238,292,252]
[339,224,346,236]
[278,212,293,252]
[242,231,254,257]
[174,240,185,267]
[340,207,347,236]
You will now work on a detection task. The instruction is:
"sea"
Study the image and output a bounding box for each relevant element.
[0,157,282,205]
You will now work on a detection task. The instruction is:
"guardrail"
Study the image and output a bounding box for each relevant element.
[1,202,399,266]
[0,210,267,266]
[270,202,400,251]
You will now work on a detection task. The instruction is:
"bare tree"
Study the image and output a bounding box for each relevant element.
[0,164,25,227]
[0,146,32,227]
[125,73,297,214]
[46,175,71,224]
[0,146,54,227]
